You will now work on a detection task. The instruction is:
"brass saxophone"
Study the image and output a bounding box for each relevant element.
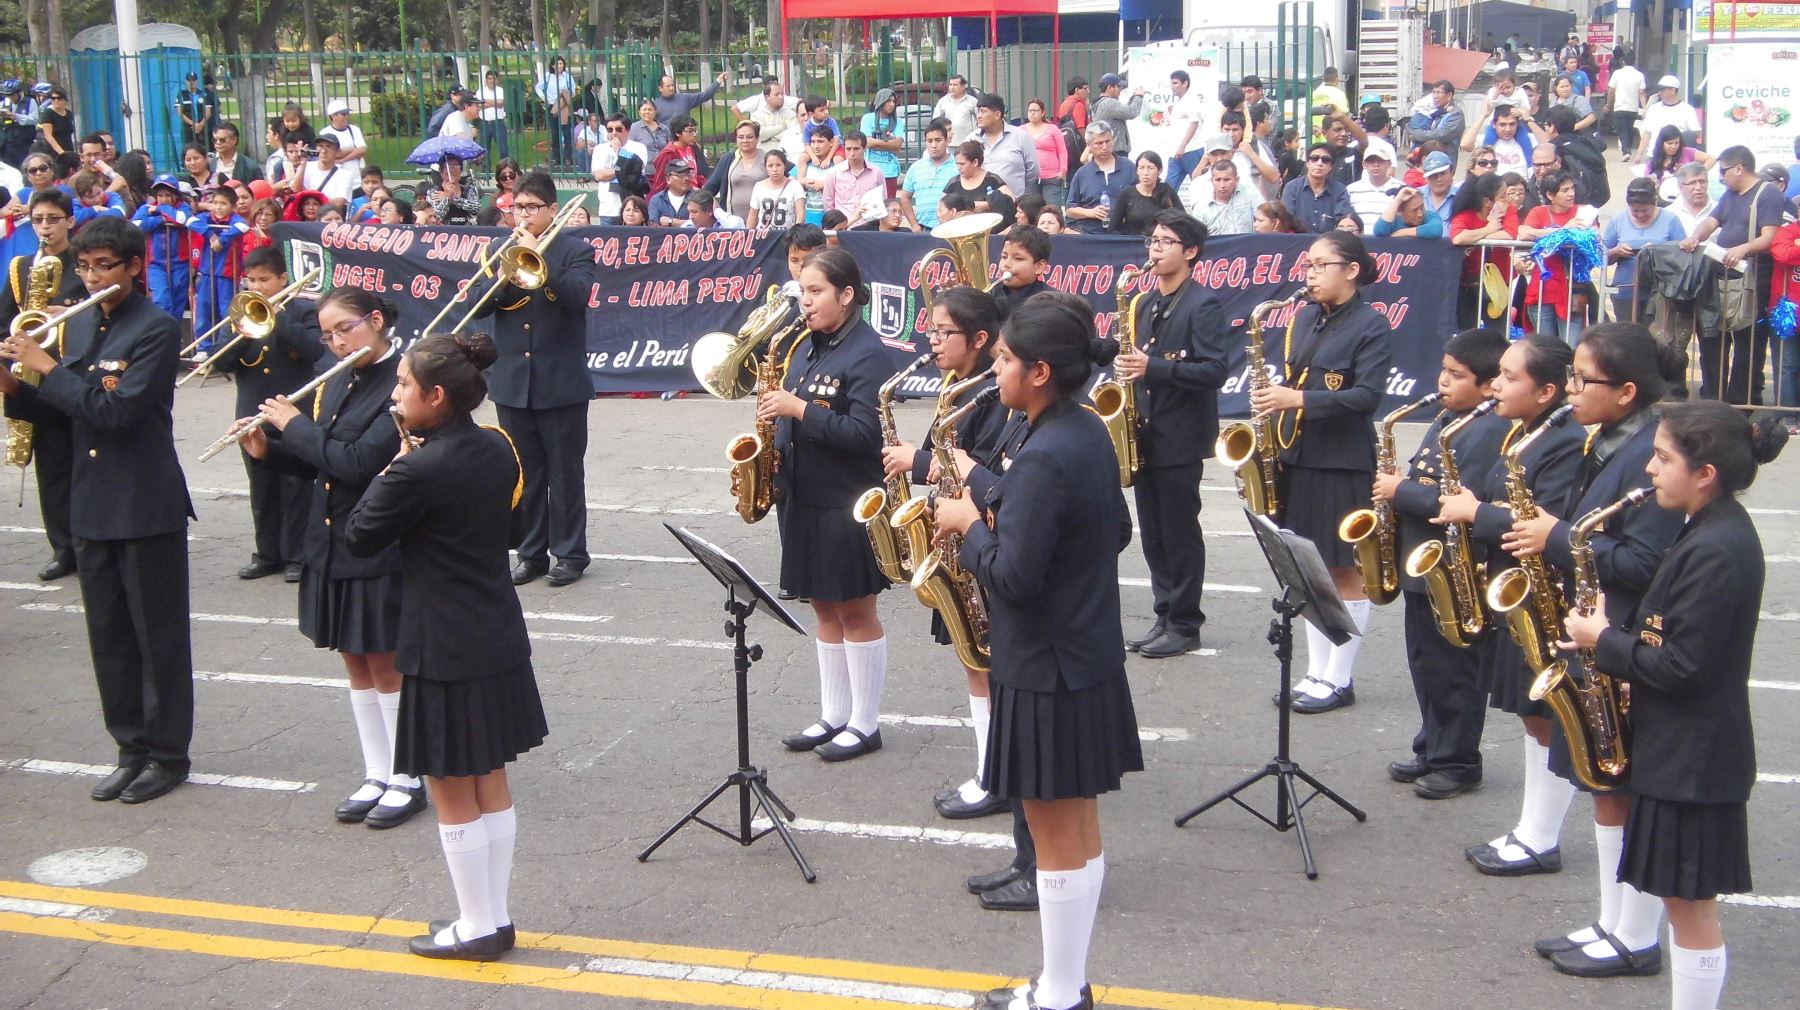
[1529,486,1652,792]
[724,321,807,525]
[1485,405,1577,674]
[1092,260,1150,488]
[907,381,1002,673]
[889,366,995,592]
[4,255,63,470]
[1215,288,1306,516]
[854,351,939,583]
[1339,392,1443,605]
[1404,398,1499,649]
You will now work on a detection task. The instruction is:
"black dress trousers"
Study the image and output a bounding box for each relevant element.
[1403,590,1486,781]
[498,400,591,568]
[33,418,75,567]
[1131,459,1206,637]
[244,453,312,565]
[74,529,194,773]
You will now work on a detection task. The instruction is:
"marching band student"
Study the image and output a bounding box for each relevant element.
[1249,230,1393,713]
[932,291,1141,1010]
[1563,402,1783,1010]
[470,172,600,588]
[239,286,430,829]
[0,216,196,804]
[346,330,547,961]
[212,247,323,583]
[1501,322,1686,976]
[1112,209,1231,659]
[880,286,1009,821]
[989,224,1051,320]
[760,248,892,762]
[1436,333,1584,875]
[130,175,191,332]
[1377,328,1509,799]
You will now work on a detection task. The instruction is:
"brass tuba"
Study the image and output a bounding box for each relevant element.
[855,351,941,583]
[1215,289,1305,516]
[1529,487,1653,791]
[691,286,809,524]
[1092,261,1150,488]
[905,379,1001,673]
[1339,392,1443,605]
[1484,404,1577,674]
[1403,399,1498,648]
[4,255,62,470]
[917,212,1005,315]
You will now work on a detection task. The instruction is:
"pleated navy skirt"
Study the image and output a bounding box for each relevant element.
[393,669,549,779]
[298,569,402,654]
[777,502,887,602]
[982,674,1144,801]
[1619,794,1751,900]
[1480,624,1550,719]
[1277,464,1372,570]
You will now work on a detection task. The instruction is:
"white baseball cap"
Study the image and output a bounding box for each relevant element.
[326,98,351,116]
[1361,137,1396,163]
[1657,75,1681,89]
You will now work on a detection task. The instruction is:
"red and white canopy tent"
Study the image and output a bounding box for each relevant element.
[777,0,1064,93]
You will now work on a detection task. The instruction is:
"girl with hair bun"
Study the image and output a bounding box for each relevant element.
[757,247,895,763]
[932,290,1141,1010]
[345,328,546,962]
[1249,229,1393,715]
[1501,322,1688,976]
[1563,400,1785,1010]
[240,286,424,830]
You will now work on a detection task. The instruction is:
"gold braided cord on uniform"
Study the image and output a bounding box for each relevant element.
[1276,311,1305,451]
[480,423,527,509]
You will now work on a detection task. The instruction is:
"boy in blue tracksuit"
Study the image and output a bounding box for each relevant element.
[187,188,249,356]
[131,175,192,332]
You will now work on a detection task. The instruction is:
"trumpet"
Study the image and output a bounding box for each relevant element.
[180,266,323,387]
[197,346,373,462]
[420,194,588,339]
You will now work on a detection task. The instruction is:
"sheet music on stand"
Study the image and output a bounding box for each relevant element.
[1248,512,1356,646]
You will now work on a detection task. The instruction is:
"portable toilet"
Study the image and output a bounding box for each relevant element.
[68,22,205,174]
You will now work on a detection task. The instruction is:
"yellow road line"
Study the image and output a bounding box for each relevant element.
[0,880,1353,1010]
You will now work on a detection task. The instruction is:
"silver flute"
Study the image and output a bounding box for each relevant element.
[196,346,372,462]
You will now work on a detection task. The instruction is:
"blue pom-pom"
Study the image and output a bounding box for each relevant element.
[1774,298,1798,341]
[1508,325,1525,341]
[1530,225,1607,283]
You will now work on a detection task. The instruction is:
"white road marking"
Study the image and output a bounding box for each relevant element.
[749,815,1012,849]
[1724,893,1800,910]
[521,611,613,624]
[1119,577,1263,594]
[1764,555,1800,564]
[1759,612,1800,623]
[1751,679,1800,691]
[192,486,251,498]
[0,897,111,922]
[880,712,1192,743]
[594,553,696,564]
[1748,507,1800,516]
[579,956,972,1008]
[1757,772,1800,785]
[638,464,731,474]
[0,525,48,534]
[196,670,348,690]
[0,581,60,592]
[22,603,298,626]
[0,758,315,793]
[26,846,148,887]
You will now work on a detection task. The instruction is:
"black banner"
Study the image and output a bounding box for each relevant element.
[273,223,1460,414]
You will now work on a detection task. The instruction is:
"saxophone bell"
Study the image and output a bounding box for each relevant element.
[1340,391,1444,606]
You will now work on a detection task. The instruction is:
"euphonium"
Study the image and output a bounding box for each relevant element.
[855,351,939,582]
[905,382,1001,673]
[1484,404,1577,674]
[1092,261,1149,488]
[1340,392,1442,605]
[1404,398,1499,648]
[4,255,61,470]
[1529,487,1653,791]
[1216,288,1305,516]
[917,212,1005,314]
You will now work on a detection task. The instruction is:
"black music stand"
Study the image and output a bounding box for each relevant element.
[637,524,817,882]
[1174,510,1367,878]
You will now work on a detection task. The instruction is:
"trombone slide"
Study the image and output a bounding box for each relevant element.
[18,286,122,349]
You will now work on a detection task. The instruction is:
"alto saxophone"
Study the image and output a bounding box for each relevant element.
[1404,398,1499,649]
[1092,260,1150,488]
[889,366,995,592]
[4,255,63,470]
[725,324,807,524]
[1529,487,1653,792]
[1215,288,1306,516]
[854,351,938,583]
[1485,404,1577,674]
[907,381,1002,674]
[1339,392,1442,605]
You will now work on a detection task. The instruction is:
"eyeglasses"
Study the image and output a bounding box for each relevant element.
[513,201,547,214]
[324,312,374,340]
[1304,260,1351,273]
[1306,154,1334,163]
[30,215,69,225]
[75,259,126,274]
[927,327,965,341]
[1473,159,1497,167]
[1144,236,1181,249]
[1566,369,1619,392]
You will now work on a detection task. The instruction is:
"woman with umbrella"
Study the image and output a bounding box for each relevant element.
[409,137,486,227]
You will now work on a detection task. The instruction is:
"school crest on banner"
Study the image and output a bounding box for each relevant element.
[867,282,913,350]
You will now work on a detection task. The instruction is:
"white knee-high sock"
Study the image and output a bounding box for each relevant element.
[958,695,992,803]
[435,819,495,943]
[1318,599,1372,690]
[482,807,517,929]
[1033,865,1094,1010]
[376,690,421,795]
[1079,852,1106,942]
[837,637,887,742]
[1303,618,1332,685]
[1671,941,1727,1010]
[348,688,389,800]
[816,640,850,730]
[1514,737,1574,855]
[1607,883,1665,953]
[1584,822,1626,941]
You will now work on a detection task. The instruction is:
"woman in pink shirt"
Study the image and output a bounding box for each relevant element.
[1023,98,1068,208]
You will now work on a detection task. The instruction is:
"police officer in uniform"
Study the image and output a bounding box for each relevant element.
[1111,209,1231,658]
[0,216,196,804]
[0,189,86,581]
[211,246,324,582]
[471,171,600,587]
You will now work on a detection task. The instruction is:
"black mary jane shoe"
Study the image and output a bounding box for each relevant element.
[815,727,882,762]
[781,722,842,753]
[1535,924,1604,959]
[1468,831,1562,876]
[978,875,1039,912]
[429,918,516,951]
[118,762,187,804]
[1549,932,1662,978]
[1387,756,1428,783]
[334,779,387,823]
[966,864,1027,895]
[90,761,147,802]
[408,925,508,962]
[1290,683,1356,714]
[982,981,1094,1009]
[935,790,1010,820]
[1125,622,1165,653]
[364,784,429,829]
[1273,677,1324,706]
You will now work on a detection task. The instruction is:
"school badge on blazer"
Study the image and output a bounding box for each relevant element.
[1640,629,1663,648]
[1324,371,1344,391]
[96,359,128,391]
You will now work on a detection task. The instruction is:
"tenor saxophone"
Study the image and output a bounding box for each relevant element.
[906,382,1002,673]
[4,255,62,470]
[1092,260,1150,488]
[1485,404,1577,674]
[1528,487,1653,791]
[1339,392,1442,605]
[1215,288,1306,516]
[854,351,938,583]
[1404,398,1499,648]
